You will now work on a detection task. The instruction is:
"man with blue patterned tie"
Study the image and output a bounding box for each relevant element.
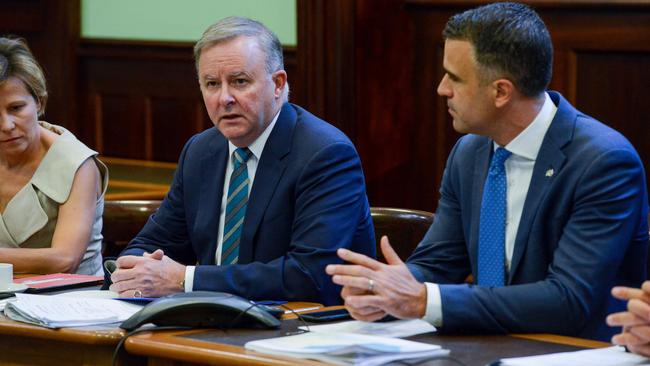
[110,17,375,305]
[326,2,647,341]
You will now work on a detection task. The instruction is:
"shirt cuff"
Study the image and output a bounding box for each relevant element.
[184,266,195,292]
[422,282,443,327]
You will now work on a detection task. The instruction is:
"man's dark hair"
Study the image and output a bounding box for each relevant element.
[443,2,553,97]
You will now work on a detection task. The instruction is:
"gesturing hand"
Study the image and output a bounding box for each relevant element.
[607,280,650,357]
[326,236,427,321]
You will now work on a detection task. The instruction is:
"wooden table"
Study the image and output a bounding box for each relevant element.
[0,279,138,366]
[0,290,611,366]
[125,311,610,366]
[0,314,130,365]
[0,300,322,366]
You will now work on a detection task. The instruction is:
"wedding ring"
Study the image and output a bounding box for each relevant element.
[133,289,142,298]
[368,279,375,292]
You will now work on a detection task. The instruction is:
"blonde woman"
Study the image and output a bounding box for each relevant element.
[0,37,107,275]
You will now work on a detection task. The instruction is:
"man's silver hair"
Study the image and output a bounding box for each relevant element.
[194,16,289,101]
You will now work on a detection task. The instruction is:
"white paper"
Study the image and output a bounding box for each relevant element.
[245,331,448,366]
[54,290,119,299]
[0,297,14,312]
[4,293,142,328]
[500,346,650,366]
[299,319,436,338]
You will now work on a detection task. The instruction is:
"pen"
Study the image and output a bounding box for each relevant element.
[252,300,288,306]
[284,306,321,314]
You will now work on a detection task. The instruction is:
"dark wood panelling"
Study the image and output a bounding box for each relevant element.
[400,0,650,210]
[77,40,298,161]
[150,97,208,162]
[77,40,200,160]
[574,52,650,177]
[298,0,650,211]
[0,0,80,132]
[353,0,433,209]
[100,95,146,158]
[296,0,356,135]
[4,1,649,212]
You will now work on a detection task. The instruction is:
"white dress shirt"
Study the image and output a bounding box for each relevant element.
[184,110,281,292]
[423,92,557,326]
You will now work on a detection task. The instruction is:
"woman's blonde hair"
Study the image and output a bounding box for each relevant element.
[0,37,48,116]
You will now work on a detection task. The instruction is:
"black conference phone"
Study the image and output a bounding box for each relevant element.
[120,291,282,331]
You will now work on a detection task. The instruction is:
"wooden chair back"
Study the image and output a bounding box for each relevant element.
[370,207,433,262]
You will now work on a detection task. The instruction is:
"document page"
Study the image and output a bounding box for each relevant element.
[246,331,449,366]
[499,346,650,366]
[4,293,142,328]
[299,319,436,338]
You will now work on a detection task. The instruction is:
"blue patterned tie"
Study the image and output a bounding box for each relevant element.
[477,147,512,287]
[221,147,253,265]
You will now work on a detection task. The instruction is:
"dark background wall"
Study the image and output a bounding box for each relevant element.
[2,0,649,213]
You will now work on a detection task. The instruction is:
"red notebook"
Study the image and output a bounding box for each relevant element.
[15,273,103,293]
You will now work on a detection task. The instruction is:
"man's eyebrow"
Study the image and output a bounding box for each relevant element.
[443,67,461,81]
[229,71,251,78]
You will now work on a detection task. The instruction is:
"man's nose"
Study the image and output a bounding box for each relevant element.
[437,74,451,97]
[220,86,236,107]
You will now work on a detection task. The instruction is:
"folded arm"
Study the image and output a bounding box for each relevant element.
[1,158,100,274]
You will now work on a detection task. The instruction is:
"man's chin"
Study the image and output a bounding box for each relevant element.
[219,128,255,147]
[451,119,469,134]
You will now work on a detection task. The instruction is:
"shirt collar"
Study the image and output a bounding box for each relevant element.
[497,92,557,160]
[228,108,281,161]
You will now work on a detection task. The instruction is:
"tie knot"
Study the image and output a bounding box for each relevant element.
[234,148,252,164]
[492,147,512,166]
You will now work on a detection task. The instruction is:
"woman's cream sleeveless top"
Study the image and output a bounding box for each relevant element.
[0,122,108,276]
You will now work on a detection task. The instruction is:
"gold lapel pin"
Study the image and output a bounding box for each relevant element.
[545,168,554,177]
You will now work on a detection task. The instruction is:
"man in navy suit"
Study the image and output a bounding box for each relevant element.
[327,2,647,341]
[110,17,375,305]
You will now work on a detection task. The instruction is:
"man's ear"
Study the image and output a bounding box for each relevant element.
[272,70,287,98]
[492,78,514,108]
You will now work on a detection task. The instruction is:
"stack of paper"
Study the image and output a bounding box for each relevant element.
[4,293,143,328]
[499,346,649,366]
[299,319,436,338]
[245,331,448,366]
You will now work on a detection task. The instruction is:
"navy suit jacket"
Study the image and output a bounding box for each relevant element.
[407,92,648,341]
[121,103,375,305]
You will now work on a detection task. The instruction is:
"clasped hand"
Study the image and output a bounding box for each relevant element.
[326,236,427,321]
[109,249,186,298]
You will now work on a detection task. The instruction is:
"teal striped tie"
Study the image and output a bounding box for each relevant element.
[221,147,252,265]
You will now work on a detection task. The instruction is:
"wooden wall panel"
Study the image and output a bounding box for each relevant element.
[574,52,650,176]
[4,0,649,213]
[150,97,209,162]
[77,40,298,162]
[0,0,80,132]
[399,0,650,211]
[100,95,145,158]
[353,0,430,209]
[300,0,650,212]
[296,0,356,135]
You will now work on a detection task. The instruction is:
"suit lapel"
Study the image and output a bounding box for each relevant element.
[239,103,295,263]
[508,92,575,283]
[198,133,228,265]
[469,139,492,276]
